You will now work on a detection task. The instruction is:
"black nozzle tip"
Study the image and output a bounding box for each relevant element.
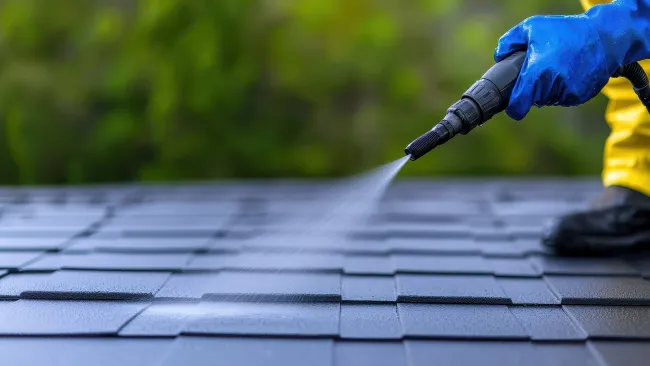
[404,125,449,161]
[404,148,417,161]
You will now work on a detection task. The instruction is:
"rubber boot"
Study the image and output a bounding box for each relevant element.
[541,185,650,256]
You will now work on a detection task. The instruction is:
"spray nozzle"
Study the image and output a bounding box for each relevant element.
[404,113,463,160]
[404,50,527,161]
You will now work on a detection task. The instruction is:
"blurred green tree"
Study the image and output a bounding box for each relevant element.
[0,0,610,184]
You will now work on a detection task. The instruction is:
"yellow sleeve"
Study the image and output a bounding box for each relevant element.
[580,0,613,9]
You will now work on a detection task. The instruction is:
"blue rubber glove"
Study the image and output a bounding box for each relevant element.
[494,0,650,121]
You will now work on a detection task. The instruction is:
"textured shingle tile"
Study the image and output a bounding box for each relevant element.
[532,256,639,276]
[154,273,219,300]
[0,273,53,299]
[405,341,600,366]
[340,304,401,339]
[398,304,527,339]
[545,276,650,305]
[497,278,559,305]
[20,270,171,300]
[385,222,472,239]
[187,253,344,272]
[344,255,393,275]
[118,203,238,216]
[488,258,540,277]
[65,238,211,253]
[120,303,201,336]
[392,255,492,274]
[385,239,479,255]
[236,236,371,254]
[95,226,220,238]
[107,216,229,228]
[624,256,650,278]
[509,307,586,340]
[22,253,191,271]
[0,338,173,366]
[0,300,148,335]
[0,252,43,269]
[183,302,340,336]
[479,242,526,257]
[342,276,396,302]
[156,273,219,300]
[396,274,511,304]
[492,201,574,216]
[161,337,333,366]
[0,227,86,238]
[335,342,407,366]
[515,239,553,255]
[166,272,342,302]
[564,305,650,339]
[591,341,650,366]
[0,238,69,251]
[204,239,243,253]
[471,227,511,240]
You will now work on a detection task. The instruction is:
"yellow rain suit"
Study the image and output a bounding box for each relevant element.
[582,0,650,196]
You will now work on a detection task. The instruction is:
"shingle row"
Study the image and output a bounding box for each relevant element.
[1,299,650,343]
[4,270,650,306]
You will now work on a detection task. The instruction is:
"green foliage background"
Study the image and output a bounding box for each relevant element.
[0,0,611,184]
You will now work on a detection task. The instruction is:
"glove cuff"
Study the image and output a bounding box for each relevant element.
[584,0,650,73]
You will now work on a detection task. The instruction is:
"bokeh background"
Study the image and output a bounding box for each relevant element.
[0,0,611,185]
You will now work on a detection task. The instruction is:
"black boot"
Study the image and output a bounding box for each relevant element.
[541,185,650,256]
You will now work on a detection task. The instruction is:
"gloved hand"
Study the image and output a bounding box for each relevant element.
[494,0,650,121]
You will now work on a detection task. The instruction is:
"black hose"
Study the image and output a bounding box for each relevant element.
[612,62,650,113]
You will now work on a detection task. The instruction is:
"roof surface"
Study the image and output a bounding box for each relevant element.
[0,178,647,365]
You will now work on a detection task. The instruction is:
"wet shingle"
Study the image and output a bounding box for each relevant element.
[154,273,219,300]
[335,342,407,366]
[0,338,173,366]
[385,239,480,255]
[344,255,393,275]
[396,274,511,304]
[591,341,650,366]
[120,303,201,336]
[0,252,43,269]
[0,238,69,251]
[405,341,600,366]
[197,272,341,302]
[532,256,639,276]
[0,228,86,238]
[487,258,540,277]
[0,300,148,335]
[187,253,344,272]
[20,270,171,300]
[340,304,401,339]
[0,273,54,299]
[564,305,650,339]
[392,255,492,274]
[342,276,396,302]
[398,304,528,339]
[183,302,340,336]
[509,307,586,340]
[22,253,191,271]
[65,238,211,253]
[497,278,559,305]
[479,242,526,257]
[545,276,650,305]
[161,337,333,366]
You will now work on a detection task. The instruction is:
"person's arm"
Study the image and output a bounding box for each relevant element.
[494,0,650,121]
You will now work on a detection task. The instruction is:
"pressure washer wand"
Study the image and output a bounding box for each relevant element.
[405,51,527,160]
[405,49,650,161]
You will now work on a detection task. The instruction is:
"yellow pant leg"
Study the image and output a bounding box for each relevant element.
[581,0,650,196]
